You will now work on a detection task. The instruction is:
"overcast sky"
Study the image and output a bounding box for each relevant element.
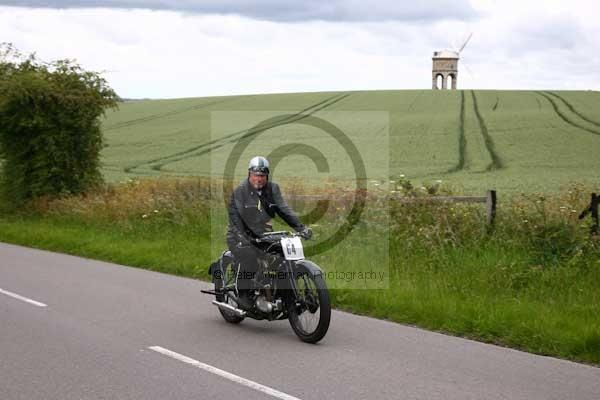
[1,0,599,98]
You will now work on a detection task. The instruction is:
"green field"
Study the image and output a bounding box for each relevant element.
[100,90,600,193]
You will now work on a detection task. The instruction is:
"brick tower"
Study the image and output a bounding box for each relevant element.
[432,50,458,90]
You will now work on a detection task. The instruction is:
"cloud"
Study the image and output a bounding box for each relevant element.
[1,1,599,97]
[0,0,478,22]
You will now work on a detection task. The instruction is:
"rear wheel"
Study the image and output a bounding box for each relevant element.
[214,261,245,324]
[288,267,331,343]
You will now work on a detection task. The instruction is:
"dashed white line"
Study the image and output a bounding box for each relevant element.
[0,288,47,307]
[148,346,302,400]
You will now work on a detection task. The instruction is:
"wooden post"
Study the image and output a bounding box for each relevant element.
[591,193,599,235]
[486,190,497,228]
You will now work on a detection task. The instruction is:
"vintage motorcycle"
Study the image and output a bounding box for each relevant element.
[203,231,331,343]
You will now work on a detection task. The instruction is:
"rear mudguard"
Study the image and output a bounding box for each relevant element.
[208,250,234,282]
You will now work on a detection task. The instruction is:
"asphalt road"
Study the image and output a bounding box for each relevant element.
[1,242,599,400]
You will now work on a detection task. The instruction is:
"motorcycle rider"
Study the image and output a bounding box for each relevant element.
[226,156,311,310]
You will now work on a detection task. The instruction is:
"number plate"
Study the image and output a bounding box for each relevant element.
[280,237,304,260]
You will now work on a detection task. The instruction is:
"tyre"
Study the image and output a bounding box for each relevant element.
[214,261,245,324]
[288,267,331,343]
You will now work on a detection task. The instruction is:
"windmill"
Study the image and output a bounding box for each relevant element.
[453,33,474,79]
[432,33,472,90]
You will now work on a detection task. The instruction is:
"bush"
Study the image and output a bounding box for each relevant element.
[0,43,119,208]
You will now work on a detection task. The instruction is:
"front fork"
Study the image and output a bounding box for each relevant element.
[284,260,308,314]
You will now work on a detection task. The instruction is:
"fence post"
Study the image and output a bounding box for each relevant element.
[592,193,599,235]
[486,190,497,229]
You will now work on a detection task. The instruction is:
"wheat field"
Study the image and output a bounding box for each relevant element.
[100,90,600,194]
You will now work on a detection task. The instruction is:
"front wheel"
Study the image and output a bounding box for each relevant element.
[288,268,331,343]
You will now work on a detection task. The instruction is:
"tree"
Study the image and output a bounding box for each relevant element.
[0,43,119,207]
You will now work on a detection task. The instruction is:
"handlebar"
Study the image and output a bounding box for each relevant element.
[255,230,311,243]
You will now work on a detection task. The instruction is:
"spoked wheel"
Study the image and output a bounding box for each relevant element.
[288,268,331,343]
[214,262,245,324]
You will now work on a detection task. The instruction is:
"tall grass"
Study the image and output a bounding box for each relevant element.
[381,183,600,362]
[0,177,598,363]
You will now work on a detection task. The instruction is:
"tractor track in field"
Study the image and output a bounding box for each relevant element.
[471,91,503,171]
[152,92,353,171]
[124,92,352,173]
[407,90,424,112]
[537,92,600,136]
[545,91,600,129]
[447,91,466,173]
[103,98,233,131]
[492,96,500,111]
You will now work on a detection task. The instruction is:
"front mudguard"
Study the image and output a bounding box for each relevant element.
[285,259,326,315]
[277,259,323,295]
[293,259,324,277]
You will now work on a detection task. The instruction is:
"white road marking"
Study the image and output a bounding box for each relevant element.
[0,288,47,307]
[148,346,302,400]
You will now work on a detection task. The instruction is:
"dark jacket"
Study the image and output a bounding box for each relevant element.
[227,179,304,247]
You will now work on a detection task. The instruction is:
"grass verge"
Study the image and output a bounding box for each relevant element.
[0,177,599,364]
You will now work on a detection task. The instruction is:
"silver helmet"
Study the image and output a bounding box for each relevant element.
[248,156,270,175]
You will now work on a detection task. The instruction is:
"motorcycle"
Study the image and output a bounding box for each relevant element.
[203,230,331,343]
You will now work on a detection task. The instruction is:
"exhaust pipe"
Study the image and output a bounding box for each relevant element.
[212,300,246,317]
